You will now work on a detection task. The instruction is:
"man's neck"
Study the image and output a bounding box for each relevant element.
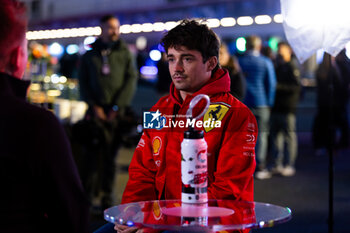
[180,91,190,102]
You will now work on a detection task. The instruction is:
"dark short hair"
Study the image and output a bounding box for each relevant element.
[161,19,220,63]
[100,14,118,24]
[245,35,262,51]
[277,41,291,48]
[0,0,27,65]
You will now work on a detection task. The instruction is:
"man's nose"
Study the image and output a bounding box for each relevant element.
[174,60,184,72]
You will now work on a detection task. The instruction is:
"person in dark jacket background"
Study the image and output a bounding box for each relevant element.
[78,14,138,209]
[219,43,246,101]
[270,42,301,177]
[0,1,89,232]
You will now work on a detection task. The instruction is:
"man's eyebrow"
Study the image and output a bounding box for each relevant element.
[181,54,195,57]
[167,53,196,58]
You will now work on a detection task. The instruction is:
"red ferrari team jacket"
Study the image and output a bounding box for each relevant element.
[122,68,258,203]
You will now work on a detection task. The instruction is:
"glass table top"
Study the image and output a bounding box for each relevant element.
[104,199,292,232]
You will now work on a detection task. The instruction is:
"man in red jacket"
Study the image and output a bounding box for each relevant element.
[114,19,257,233]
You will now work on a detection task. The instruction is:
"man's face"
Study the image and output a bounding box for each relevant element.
[101,18,120,42]
[278,44,292,62]
[219,46,230,66]
[167,46,213,97]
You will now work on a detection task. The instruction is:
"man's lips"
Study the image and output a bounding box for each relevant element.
[172,75,186,80]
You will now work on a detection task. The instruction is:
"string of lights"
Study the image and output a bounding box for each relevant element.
[26,14,283,40]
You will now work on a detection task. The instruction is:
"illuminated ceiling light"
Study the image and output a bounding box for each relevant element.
[62,28,71,38]
[274,14,283,23]
[66,44,79,55]
[93,26,102,36]
[70,28,79,37]
[206,18,220,28]
[56,29,65,38]
[83,36,96,50]
[27,13,280,41]
[79,28,88,37]
[140,65,158,76]
[131,24,142,33]
[136,36,147,50]
[220,17,236,27]
[83,28,92,37]
[48,42,64,57]
[120,24,132,34]
[141,23,153,32]
[153,22,165,32]
[42,30,51,39]
[26,31,35,40]
[237,16,254,26]
[80,28,87,36]
[165,21,178,31]
[35,31,43,40]
[255,15,272,24]
[86,27,100,36]
[236,37,246,52]
[149,49,162,61]
[46,29,55,39]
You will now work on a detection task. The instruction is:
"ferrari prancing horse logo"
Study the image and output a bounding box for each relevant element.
[203,104,229,132]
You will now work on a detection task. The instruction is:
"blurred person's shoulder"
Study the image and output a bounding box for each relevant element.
[7,95,62,131]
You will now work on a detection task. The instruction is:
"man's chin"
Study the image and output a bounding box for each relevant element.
[173,84,187,91]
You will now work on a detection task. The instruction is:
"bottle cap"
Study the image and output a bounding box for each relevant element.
[184,127,204,139]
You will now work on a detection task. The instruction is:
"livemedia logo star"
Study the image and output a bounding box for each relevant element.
[143,110,166,130]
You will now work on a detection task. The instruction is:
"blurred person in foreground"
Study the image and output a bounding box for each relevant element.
[219,43,246,100]
[238,35,277,180]
[269,42,301,177]
[156,52,172,96]
[78,14,137,209]
[0,1,89,232]
[111,19,257,233]
[313,52,350,155]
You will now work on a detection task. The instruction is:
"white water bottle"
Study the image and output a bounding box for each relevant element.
[181,127,208,203]
[181,94,210,204]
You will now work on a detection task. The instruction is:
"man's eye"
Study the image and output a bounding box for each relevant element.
[167,58,174,62]
[184,57,192,62]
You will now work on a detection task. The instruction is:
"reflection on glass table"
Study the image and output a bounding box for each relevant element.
[104,199,291,232]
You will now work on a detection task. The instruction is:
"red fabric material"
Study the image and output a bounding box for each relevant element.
[122,68,257,204]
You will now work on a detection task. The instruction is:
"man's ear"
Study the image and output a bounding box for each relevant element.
[8,46,25,79]
[206,56,218,72]
[9,46,22,71]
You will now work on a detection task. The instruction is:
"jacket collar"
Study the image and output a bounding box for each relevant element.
[169,68,231,105]
[0,72,30,100]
